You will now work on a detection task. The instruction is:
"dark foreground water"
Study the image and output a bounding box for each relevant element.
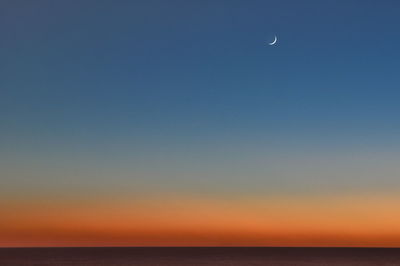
[1,247,400,266]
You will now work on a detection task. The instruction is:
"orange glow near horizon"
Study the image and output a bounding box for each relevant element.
[2,193,400,247]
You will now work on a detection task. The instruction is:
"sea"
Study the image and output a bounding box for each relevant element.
[1,247,400,265]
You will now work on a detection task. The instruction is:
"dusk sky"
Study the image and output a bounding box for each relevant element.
[2,0,400,247]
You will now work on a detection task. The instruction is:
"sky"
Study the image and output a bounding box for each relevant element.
[1,0,400,247]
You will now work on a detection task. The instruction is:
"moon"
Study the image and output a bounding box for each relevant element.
[268,35,277,46]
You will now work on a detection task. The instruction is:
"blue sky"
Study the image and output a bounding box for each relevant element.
[2,1,400,240]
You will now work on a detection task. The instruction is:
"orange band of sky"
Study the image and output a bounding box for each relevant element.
[2,193,400,247]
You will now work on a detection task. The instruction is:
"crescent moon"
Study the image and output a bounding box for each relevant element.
[268,35,277,46]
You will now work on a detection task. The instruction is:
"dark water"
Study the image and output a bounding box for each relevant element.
[1,247,400,266]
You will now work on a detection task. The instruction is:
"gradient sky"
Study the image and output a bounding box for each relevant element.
[2,0,400,247]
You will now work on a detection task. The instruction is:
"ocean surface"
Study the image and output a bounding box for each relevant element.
[1,247,400,265]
